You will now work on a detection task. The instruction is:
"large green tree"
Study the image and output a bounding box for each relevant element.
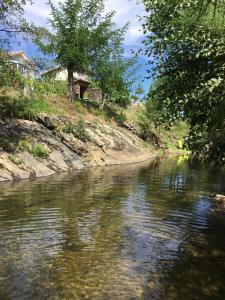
[143,0,225,162]
[36,0,122,101]
[35,0,138,104]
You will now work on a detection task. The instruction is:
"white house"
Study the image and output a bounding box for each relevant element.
[41,66,90,82]
[7,51,38,78]
[41,66,91,99]
[41,66,103,102]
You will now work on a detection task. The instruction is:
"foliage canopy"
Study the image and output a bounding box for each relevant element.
[34,0,138,106]
[143,0,225,162]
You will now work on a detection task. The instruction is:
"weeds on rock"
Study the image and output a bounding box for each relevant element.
[9,155,23,165]
[63,120,89,142]
[30,145,49,158]
[18,137,49,159]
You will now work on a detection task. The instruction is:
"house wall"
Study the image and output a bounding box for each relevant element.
[10,55,27,65]
[54,69,68,81]
[49,69,90,82]
[8,55,36,78]
[87,88,103,103]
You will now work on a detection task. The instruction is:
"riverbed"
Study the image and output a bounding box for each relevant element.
[0,158,225,299]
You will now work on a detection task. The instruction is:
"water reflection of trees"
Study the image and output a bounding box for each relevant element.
[0,161,156,299]
[152,209,225,300]
[0,158,225,299]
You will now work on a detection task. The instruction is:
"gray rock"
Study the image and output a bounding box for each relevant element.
[36,113,60,130]
[22,151,55,178]
[0,116,155,182]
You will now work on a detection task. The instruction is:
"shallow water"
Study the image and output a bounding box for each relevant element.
[0,158,225,299]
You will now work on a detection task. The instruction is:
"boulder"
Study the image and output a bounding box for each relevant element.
[36,113,60,130]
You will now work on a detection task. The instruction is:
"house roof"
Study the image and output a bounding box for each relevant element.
[74,77,90,84]
[8,51,30,62]
[40,66,62,76]
[7,51,36,68]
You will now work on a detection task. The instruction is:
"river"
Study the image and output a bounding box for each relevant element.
[0,158,225,299]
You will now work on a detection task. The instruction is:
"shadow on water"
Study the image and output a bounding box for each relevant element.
[158,211,225,300]
[0,158,225,299]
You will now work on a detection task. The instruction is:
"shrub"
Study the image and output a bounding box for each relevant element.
[25,78,67,96]
[30,144,49,158]
[111,90,131,108]
[18,138,49,158]
[137,112,162,148]
[114,111,127,126]
[63,120,89,142]
[0,50,25,90]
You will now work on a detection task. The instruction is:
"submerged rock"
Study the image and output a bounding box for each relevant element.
[210,194,225,202]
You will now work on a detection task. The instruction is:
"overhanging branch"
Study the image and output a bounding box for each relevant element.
[0,28,23,33]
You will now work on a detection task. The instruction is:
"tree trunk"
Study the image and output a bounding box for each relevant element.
[67,64,74,101]
[100,93,106,110]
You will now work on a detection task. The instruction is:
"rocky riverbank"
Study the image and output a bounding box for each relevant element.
[0,114,155,181]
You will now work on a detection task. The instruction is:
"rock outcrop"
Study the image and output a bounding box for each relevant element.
[0,115,155,181]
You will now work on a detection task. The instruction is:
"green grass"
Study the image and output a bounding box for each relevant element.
[0,95,59,120]
[17,98,56,120]
[38,80,67,96]
[18,136,33,152]
[9,154,23,165]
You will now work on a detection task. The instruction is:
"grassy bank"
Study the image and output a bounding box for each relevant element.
[0,80,188,156]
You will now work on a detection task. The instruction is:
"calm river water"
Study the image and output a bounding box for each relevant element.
[0,158,225,300]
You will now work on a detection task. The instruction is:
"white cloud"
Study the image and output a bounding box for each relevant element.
[24,0,145,46]
[25,2,50,26]
[105,0,145,46]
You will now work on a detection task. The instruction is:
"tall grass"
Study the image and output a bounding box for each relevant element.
[0,95,62,120]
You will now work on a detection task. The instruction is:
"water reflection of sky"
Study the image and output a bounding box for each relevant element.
[0,158,224,299]
[162,172,186,192]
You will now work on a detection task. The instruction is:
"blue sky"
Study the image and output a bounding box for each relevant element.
[18,0,151,94]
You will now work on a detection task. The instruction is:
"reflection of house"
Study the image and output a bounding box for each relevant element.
[41,66,91,99]
[7,51,37,78]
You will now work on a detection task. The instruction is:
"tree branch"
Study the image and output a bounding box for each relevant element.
[0,28,23,33]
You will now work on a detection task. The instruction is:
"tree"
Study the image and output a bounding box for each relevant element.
[0,49,25,91]
[0,0,34,47]
[143,0,225,162]
[90,22,139,109]
[92,54,138,109]
[35,0,138,104]
[35,0,119,101]
[131,84,145,104]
